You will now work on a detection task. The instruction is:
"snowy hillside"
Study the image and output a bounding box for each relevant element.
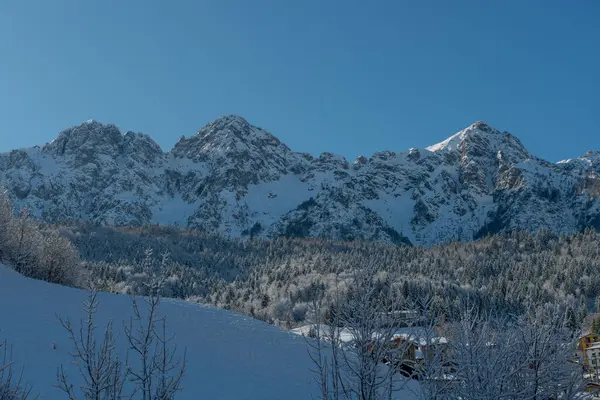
[2,116,600,246]
[0,264,340,399]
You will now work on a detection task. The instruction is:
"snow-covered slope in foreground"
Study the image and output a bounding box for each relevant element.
[0,264,414,399]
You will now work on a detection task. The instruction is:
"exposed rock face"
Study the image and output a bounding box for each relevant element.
[1,116,600,246]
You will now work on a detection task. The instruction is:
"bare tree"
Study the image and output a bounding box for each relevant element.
[0,190,13,258]
[8,209,39,275]
[124,270,187,400]
[441,301,585,400]
[336,266,403,400]
[55,290,127,400]
[56,269,186,400]
[405,295,453,400]
[509,304,584,400]
[0,338,36,400]
[36,230,80,287]
[447,303,520,400]
[305,282,339,400]
[152,318,186,400]
[307,266,425,400]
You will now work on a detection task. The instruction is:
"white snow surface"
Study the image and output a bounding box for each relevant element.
[426,131,465,152]
[0,264,421,399]
[0,265,311,399]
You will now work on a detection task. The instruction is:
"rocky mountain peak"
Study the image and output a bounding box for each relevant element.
[426,121,500,152]
[426,121,529,163]
[44,120,122,157]
[469,120,498,133]
[122,131,164,165]
[198,115,251,136]
[4,115,600,247]
[583,150,600,160]
[354,155,369,166]
[42,121,164,168]
[41,122,129,171]
[171,115,290,162]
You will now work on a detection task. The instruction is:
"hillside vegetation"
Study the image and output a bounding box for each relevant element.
[1,187,598,329]
[60,222,600,330]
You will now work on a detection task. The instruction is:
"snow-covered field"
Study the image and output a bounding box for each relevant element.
[0,264,420,399]
[0,264,317,399]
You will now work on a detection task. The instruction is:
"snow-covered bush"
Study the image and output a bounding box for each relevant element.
[0,192,83,287]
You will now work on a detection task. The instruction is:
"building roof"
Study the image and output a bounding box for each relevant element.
[587,343,600,351]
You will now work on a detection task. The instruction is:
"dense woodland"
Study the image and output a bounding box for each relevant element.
[1,187,599,330]
[60,220,600,331]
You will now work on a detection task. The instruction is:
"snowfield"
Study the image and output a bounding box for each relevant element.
[0,264,420,399]
[0,264,315,399]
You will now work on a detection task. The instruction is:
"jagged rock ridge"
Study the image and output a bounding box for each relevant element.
[2,116,600,246]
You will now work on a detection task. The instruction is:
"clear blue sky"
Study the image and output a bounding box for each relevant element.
[0,0,598,162]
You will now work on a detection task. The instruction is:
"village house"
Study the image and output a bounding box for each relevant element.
[579,333,600,371]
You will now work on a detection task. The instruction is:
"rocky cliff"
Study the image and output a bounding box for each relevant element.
[2,116,599,246]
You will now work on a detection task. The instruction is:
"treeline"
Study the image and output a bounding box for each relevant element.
[2,184,599,330]
[57,222,600,329]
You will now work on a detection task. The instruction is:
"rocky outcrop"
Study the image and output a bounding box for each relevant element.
[1,116,599,246]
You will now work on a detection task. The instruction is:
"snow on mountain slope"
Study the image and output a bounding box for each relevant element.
[0,264,313,399]
[2,116,600,246]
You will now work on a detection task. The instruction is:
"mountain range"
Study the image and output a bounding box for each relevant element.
[2,115,600,246]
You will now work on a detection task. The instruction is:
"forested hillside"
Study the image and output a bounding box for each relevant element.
[62,222,600,329]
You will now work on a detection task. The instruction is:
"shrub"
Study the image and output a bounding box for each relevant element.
[0,191,83,287]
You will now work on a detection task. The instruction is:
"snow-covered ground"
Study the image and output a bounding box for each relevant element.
[0,264,420,399]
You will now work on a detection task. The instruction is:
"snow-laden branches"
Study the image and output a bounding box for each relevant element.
[0,191,82,287]
[306,267,588,400]
[55,269,187,400]
[124,283,187,400]
[0,338,36,400]
[55,290,126,400]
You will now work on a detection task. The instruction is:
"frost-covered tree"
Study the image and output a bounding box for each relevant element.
[55,290,127,400]
[0,190,13,258]
[0,191,82,287]
[307,267,441,400]
[124,274,187,400]
[56,281,186,400]
[0,337,35,400]
[34,230,81,287]
[445,302,584,400]
[509,304,583,400]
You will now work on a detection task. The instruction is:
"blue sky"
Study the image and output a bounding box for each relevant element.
[0,0,598,162]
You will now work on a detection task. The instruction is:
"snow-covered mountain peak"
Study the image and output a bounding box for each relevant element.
[559,150,600,174]
[583,150,600,160]
[199,114,250,131]
[354,155,369,166]
[171,115,292,161]
[41,121,164,166]
[426,121,500,153]
[43,121,124,158]
[3,116,600,246]
[469,120,497,133]
[426,121,529,163]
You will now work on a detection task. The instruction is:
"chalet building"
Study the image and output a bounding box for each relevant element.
[579,333,600,370]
